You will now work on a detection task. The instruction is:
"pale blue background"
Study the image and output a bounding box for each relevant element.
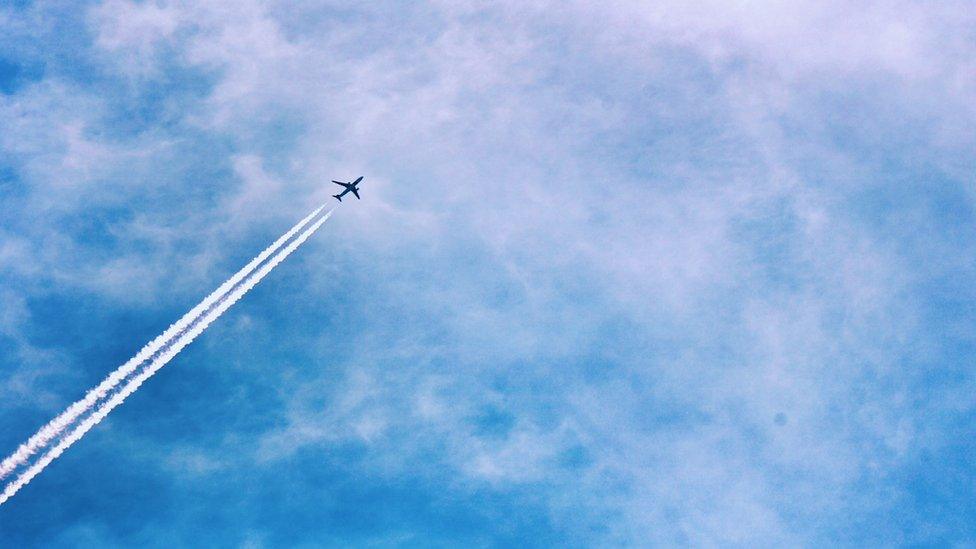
[1,1,975,546]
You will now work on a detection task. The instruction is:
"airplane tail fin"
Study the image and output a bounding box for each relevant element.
[332,194,342,202]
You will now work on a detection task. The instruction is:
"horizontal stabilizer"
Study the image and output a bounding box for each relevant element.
[333,194,342,202]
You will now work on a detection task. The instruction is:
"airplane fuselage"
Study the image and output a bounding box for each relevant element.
[335,185,358,198]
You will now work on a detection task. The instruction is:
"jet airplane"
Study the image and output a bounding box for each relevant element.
[332,176,363,201]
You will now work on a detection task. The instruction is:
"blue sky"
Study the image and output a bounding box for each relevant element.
[1,0,975,546]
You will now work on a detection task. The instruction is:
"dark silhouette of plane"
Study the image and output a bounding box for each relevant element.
[332,176,363,201]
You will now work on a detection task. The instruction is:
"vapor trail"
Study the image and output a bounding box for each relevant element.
[0,207,334,506]
[0,204,326,482]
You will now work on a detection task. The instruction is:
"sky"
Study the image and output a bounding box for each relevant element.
[1,0,975,546]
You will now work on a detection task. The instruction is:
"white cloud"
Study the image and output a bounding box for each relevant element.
[2,0,973,543]
[91,0,180,77]
[116,1,963,541]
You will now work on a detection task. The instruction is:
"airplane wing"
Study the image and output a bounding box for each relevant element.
[352,188,361,199]
[332,180,347,187]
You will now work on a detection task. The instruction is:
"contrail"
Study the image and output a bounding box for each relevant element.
[0,207,334,506]
[0,204,329,488]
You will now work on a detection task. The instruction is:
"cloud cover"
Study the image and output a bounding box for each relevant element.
[1,0,975,545]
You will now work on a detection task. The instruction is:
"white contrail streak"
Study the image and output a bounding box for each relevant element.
[0,207,334,506]
[0,204,326,482]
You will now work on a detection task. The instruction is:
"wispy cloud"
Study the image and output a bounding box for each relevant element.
[1,0,974,545]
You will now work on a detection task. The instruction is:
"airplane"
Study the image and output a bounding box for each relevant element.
[332,176,363,201]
